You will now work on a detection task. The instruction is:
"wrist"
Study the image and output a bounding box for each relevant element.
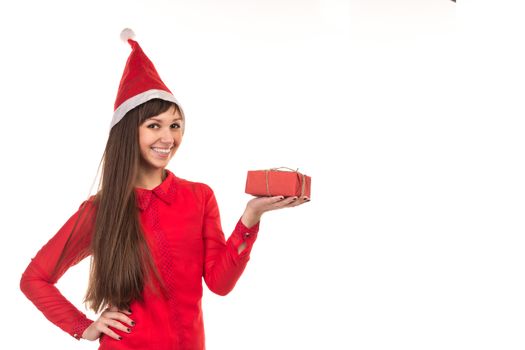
[241,208,261,228]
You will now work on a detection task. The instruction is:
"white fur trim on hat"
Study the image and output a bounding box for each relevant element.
[109,89,185,130]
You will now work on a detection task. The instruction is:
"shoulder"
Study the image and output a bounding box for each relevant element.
[78,194,99,214]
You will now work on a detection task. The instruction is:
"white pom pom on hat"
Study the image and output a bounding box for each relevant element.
[110,28,185,131]
[120,28,136,42]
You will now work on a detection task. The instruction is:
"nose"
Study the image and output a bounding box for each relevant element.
[159,127,175,145]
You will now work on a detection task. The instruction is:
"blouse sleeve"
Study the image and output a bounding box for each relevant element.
[19,197,97,341]
[201,184,260,296]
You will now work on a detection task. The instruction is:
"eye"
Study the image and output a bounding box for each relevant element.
[171,123,181,129]
[147,123,160,129]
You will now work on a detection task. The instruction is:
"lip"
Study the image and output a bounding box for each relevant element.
[151,147,171,158]
[152,146,173,150]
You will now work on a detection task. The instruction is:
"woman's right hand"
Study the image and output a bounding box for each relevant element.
[82,305,135,341]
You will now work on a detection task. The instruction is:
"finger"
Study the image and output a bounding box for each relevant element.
[281,196,309,208]
[284,196,303,207]
[271,196,298,209]
[101,325,124,340]
[106,317,133,334]
[269,195,286,203]
[106,305,132,315]
[105,305,131,315]
[103,311,135,328]
[120,308,133,315]
[99,316,131,338]
[294,196,310,206]
[96,319,123,340]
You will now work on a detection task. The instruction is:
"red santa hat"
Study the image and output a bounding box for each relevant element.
[110,28,185,130]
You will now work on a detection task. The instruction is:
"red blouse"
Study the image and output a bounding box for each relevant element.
[20,169,260,349]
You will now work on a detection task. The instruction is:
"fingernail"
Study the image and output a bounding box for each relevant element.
[292,197,297,201]
[131,321,135,326]
[118,336,122,340]
[128,309,132,313]
[127,328,131,332]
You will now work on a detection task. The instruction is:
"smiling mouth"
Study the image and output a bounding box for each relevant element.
[151,147,172,155]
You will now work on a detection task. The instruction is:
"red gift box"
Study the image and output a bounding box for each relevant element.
[245,167,311,198]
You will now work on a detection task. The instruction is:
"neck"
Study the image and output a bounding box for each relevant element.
[135,168,167,190]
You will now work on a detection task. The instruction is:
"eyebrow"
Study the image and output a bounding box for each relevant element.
[148,117,183,122]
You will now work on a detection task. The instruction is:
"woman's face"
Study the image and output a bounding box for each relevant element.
[138,105,183,171]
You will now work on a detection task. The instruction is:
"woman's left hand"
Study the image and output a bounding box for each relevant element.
[242,195,310,228]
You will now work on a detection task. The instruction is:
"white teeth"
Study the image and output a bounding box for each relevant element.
[152,147,171,154]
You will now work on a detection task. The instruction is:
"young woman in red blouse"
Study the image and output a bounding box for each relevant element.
[19,29,309,350]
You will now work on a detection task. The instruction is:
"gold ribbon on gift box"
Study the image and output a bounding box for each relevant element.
[264,167,307,197]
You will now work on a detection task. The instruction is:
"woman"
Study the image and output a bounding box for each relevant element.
[19,29,309,349]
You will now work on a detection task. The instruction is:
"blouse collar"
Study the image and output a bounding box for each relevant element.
[134,169,177,211]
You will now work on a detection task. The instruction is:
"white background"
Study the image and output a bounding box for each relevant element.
[2,0,524,349]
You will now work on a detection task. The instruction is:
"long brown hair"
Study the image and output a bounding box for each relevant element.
[51,98,183,314]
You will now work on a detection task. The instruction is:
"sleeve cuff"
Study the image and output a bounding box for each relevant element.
[71,316,94,340]
[230,216,260,259]
[240,214,260,231]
